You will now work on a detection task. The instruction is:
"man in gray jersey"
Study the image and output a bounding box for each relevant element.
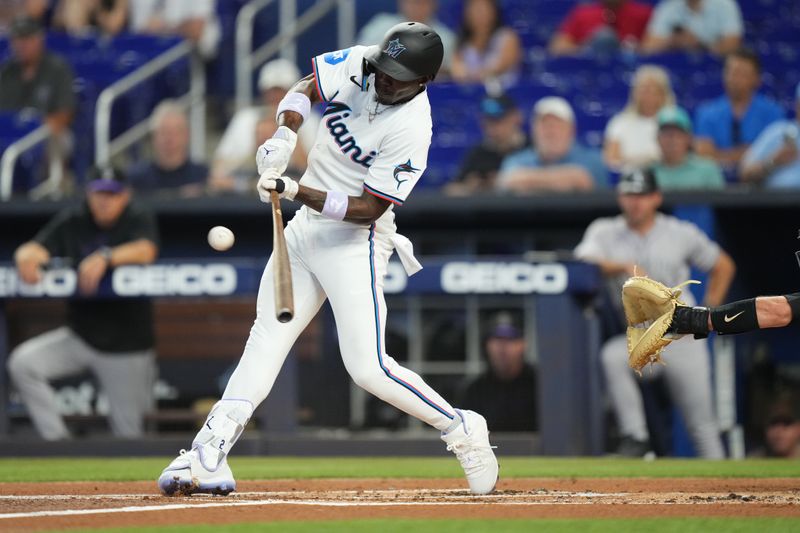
[575,168,736,458]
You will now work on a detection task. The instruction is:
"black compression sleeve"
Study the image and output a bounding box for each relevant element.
[710,298,759,335]
[785,292,800,323]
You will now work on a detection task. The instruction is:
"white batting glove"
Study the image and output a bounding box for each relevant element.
[257,168,299,202]
[256,126,297,176]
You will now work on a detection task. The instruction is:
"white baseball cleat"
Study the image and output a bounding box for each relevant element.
[442,409,499,495]
[157,448,236,496]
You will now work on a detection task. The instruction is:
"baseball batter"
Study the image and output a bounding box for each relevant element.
[575,169,736,458]
[158,22,498,496]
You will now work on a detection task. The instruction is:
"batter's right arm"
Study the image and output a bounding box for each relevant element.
[256,74,321,176]
[278,74,321,132]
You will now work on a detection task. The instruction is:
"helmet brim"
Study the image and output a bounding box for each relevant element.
[363,45,423,82]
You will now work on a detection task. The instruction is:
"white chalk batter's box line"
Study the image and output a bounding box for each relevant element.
[0,489,775,520]
[0,489,625,502]
[0,495,750,521]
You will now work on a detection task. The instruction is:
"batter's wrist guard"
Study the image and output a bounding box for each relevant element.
[667,306,710,338]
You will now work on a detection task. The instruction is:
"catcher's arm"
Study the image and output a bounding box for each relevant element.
[670,293,800,337]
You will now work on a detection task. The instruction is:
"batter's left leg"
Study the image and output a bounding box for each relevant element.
[313,230,456,431]
[314,227,498,493]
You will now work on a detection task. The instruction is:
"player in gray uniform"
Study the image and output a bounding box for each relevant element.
[575,169,736,458]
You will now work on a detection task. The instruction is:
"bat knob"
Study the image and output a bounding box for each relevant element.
[277,310,293,323]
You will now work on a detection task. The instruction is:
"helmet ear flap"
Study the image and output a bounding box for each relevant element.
[362,58,375,76]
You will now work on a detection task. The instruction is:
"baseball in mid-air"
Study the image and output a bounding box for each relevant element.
[208,226,235,251]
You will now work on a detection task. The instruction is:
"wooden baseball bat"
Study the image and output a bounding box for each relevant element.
[270,191,294,322]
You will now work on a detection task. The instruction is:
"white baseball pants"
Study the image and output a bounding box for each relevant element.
[221,207,457,430]
[601,333,725,458]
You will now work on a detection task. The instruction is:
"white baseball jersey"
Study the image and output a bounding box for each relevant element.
[305,45,432,223]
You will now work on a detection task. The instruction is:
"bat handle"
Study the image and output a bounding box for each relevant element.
[270,190,282,212]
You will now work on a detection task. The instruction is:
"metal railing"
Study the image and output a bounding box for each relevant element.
[0,125,63,201]
[95,40,206,167]
[235,0,356,111]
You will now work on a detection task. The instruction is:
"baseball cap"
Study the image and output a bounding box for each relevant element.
[480,94,517,120]
[9,15,42,38]
[617,167,659,195]
[534,96,575,123]
[258,58,301,92]
[86,166,127,194]
[657,106,692,133]
[488,313,522,339]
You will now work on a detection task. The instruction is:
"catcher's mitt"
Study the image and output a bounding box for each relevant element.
[622,276,700,373]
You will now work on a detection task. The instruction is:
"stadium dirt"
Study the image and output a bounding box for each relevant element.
[1,478,799,531]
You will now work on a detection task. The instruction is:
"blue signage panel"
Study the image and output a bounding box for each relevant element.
[0,259,601,298]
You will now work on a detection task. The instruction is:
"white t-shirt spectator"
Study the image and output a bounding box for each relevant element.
[604,112,661,171]
[128,0,221,58]
[646,0,743,47]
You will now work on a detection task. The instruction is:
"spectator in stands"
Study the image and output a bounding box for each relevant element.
[652,106,724,189]
[357,0,456,71]
[128,100,209,197]
[444,94,526,196]
[642,0,743,56]
[603,64,675,173]
[53,0,128,37]
[0,15,75,134]
[549,0,653,57]
[212,59,315,192]
[0,1,49,34]
[740,82,800,188]
[751,398,800,458]
[497,97,609,192]
[575,169,735,458]
[461,312,537,432]
[694,48,784,175]
[450,0,521,89]
[8,166,159,440]
[127,0,220,59]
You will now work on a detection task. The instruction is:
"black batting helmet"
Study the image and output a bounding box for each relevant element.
[364,22,444,81]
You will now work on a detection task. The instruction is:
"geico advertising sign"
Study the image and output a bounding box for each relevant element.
[0,267,76,297]
[441,262,568,294]
[0,264,238,297]
[113,264,237,296]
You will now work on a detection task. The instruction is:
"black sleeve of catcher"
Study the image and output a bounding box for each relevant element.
[710,298,758,335]
[785,292,800,323]
[668,306,710,337]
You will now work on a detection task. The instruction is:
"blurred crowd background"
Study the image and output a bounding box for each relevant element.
[1,0,799,460]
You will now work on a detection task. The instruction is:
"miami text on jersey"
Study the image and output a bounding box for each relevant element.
[323,101,377,169]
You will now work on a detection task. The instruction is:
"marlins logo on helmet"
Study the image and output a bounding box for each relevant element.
[383,39,407,59]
